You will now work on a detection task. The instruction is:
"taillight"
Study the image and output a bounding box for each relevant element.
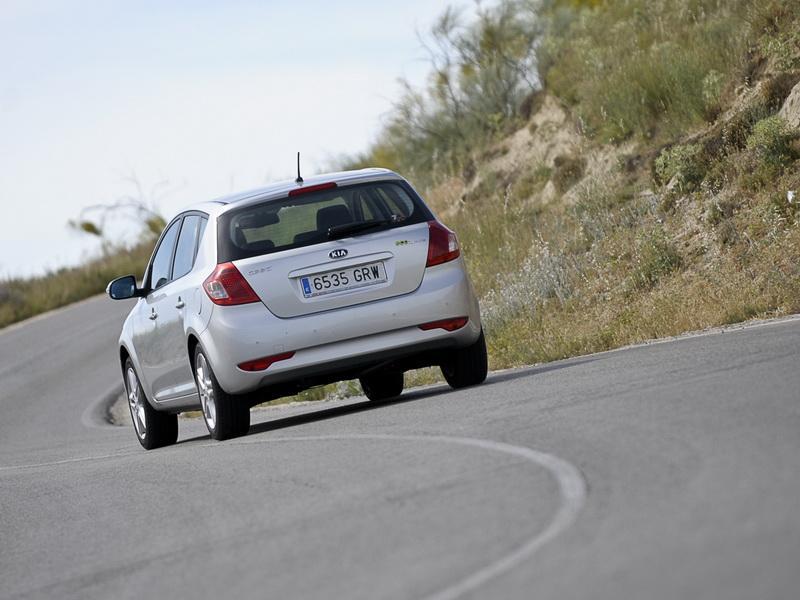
[203,262,260,306]
[426,221,460,267]
[238,351,295,372]
[418,317,469,332]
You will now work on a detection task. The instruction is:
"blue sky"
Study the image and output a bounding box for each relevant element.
[0,0,467,277]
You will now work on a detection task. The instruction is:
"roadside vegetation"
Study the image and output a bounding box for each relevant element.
[0,243,155,329]
[4,0,800,403]
[352,0,800,372]
[0,184,165,330]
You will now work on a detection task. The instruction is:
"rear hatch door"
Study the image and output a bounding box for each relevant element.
[235,223,428,318]
[220,180,433,318]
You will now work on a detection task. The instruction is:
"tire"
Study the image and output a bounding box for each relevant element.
[194,346,250,440]
[441,329,488,389]
[124,358,178,450]
[359,372,404,401]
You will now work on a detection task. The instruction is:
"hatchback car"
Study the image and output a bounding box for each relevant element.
[108,169,487,449]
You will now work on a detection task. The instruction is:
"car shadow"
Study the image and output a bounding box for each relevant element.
[179,355,599,444]
[481,356,598,386]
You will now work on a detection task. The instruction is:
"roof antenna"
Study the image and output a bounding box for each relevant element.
[295,151,303,184]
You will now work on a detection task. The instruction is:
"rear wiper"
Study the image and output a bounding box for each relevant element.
[327,219,392,241]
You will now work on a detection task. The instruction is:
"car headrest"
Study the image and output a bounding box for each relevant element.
[247,239,275,253]
[234,227,275,251]
[316,205,352,232]
[234,227,248,248]
[294,231,322,245]
[237,211,279,229]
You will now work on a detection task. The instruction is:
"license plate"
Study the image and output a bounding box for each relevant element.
[300,262,387,298]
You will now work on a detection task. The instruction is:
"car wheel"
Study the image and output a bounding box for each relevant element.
[359,372,404,401]
[124,358,178,450]
[441,329,488,389]
[194,347,250,440]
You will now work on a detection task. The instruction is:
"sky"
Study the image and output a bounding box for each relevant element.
[0,0,467,277]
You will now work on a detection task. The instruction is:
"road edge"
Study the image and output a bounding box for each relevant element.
[93,312,800,428]
[82,383,125,429]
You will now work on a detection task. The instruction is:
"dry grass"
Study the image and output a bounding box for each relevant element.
[0,243,153,329]
[477,150,800,369]
[541,0,753,141]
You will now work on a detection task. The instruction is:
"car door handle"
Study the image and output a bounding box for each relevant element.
[175,298,185,309]
[149,310,158,320]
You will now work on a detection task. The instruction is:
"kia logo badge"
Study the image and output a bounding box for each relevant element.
[329,249,348,259]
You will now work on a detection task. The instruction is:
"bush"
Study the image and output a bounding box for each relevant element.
[571,177,653,244]
[349,1,542,185]
[512,164,552,199]
[721,104,769,152]
[539,0,750,141]
[706,195,739,226]
[737,116,797,191]
[552,155,586,193]
[759,29,800,71]
[767,190,800,224]
[746,116,796,166]
[655,143,705,191]
[482,237,577,330]
[630,230,683,290]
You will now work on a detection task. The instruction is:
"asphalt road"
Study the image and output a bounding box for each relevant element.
[1,296,799,600]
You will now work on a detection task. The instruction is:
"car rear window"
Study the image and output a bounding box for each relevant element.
[217,181,433,262]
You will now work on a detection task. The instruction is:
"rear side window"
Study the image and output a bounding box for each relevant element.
[172,215,202,280]
[217,181,433,262]
[196,218,208,259]
[149,220,181,290]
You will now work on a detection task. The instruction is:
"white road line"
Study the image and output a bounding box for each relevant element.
[213,433,588,600]
[0,450,136,472]
[0,432,587,600]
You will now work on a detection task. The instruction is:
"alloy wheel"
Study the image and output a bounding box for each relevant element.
[126,367,147,440]
[195,353,217,431]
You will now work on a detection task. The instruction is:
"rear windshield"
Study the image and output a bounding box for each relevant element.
[217,181,433,262]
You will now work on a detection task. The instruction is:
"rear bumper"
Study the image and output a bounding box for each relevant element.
[198,258,481,394]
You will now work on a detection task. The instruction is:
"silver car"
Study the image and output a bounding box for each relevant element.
[108,169,487,449]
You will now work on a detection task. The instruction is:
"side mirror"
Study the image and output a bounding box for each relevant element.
[106,275,143,300]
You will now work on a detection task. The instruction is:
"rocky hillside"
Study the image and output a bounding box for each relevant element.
[360,0,800,368]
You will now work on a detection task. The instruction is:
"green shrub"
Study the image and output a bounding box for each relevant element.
[760,30,800,70]
[737,116,797,190]
[655,143,705,191]
[746,116,795,166]
[706,196,739,226]
[512,164,552,199]
[630,230,683,290]
[722,105,769,151]
[552,155,586,193]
